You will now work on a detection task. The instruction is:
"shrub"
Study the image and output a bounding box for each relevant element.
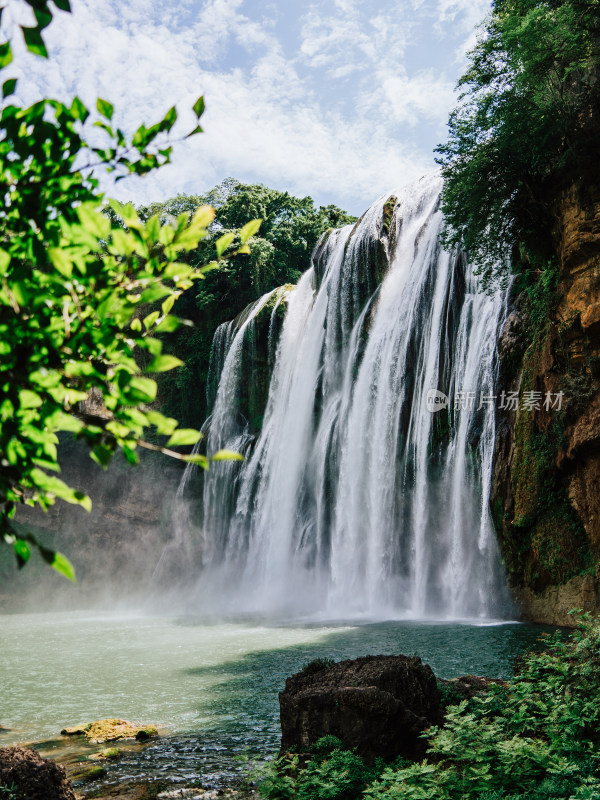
[299,658,336,677]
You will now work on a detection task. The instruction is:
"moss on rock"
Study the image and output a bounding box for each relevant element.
[61,719,158,744]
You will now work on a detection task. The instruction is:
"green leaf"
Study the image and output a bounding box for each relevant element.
[54,0,72,10]
[216,232,236,258]
[14,538,31,568]
[0,42,13,68]
[193,95,205,118]
[153,315,183,333]
[77,203,110,238]
[126,377,157,404]
[166,428,202,447]
[30,469,92,511]
[0,248,11,274]
[211,449,244,462]
[96,97,114,120]
[239,219,262,244]
[182,453,209,469]
[161,294,175,314]
[186,124,203,138]
[70,96,89,122]
[22,26,48,58]
[2,78,16,98]
[52,551,76,581]
[49,247,73,277]
[145,411,178,435]
[146,355,184,373]
[33,7,53,30]
[192,205,215,228]
[18,389,43,409]
[163,105,177,130]
[143,310,160,329]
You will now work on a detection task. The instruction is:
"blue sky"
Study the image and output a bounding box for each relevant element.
[5,0,490,216]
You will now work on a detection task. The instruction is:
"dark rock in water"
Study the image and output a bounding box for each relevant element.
[437,674,507,711]
[0,745,76,800]
[279,654,440,763]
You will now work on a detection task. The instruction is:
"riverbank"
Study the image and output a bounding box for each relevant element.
[19,734,256,800]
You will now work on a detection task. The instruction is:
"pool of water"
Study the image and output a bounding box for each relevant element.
[0,611,554,788]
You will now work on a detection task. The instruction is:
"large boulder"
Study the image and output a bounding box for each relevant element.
[0,745,75,800]
[279,655,440,763]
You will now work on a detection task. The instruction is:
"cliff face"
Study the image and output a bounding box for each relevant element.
[0,440,183,611]
[493,180,600,625]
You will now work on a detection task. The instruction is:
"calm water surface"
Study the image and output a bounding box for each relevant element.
[0,611,554,788]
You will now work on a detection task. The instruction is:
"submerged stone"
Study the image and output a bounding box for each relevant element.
[88,747,120,760]
[70,763,107,783]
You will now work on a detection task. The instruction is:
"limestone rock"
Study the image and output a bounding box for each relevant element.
[61,719,158,744]
[514,573,600,626]
[0,745,75,800]
[279,654,440,763]
[492,179,600,616]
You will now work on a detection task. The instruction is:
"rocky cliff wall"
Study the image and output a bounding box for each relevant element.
[492,179,600,625]
[0,439,183,612]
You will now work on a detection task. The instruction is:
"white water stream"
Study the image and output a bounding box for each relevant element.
[178,175,512,620]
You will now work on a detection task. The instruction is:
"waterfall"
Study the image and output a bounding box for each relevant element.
[187,173,512,620]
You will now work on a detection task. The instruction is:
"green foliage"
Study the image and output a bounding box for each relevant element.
[365,616,600,800]
[436,0,600,284]
[148,181,356,428]
[256,737,386,800]
[0,784,17,800]
[501,261,591,587]
[299,657,336,676]
[0,3,253,574]
[523,261,560,342]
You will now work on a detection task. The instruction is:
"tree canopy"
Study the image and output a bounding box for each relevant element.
[144,181,357,428]
[436,0,600,283]
[0,1,252,576]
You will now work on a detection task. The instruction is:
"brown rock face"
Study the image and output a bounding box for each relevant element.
[492,179,600,623]
[279,655,440,763]
[514,573,599,626]
[0,745,75,800]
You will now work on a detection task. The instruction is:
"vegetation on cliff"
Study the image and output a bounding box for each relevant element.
[144,182,356,428]
[259,615,600,800]
[436,0,600,283]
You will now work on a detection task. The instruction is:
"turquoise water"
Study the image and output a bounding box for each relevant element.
[0,611,554,788]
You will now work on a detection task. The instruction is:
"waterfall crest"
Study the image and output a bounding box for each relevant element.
[188,174,512,620]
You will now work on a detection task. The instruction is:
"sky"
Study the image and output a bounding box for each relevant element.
[4,0,491,217]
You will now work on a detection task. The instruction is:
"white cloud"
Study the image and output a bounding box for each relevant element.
[5,0,489,215]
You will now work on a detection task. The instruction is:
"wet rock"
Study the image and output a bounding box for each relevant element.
[0,745,76,800]
[70,763,107,783]
[61,719,158,744]
[279,654,440,763]
[88,747,120,760]
[514,573,600,626]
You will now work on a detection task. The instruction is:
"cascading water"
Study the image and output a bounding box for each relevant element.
[185,174,513,620]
